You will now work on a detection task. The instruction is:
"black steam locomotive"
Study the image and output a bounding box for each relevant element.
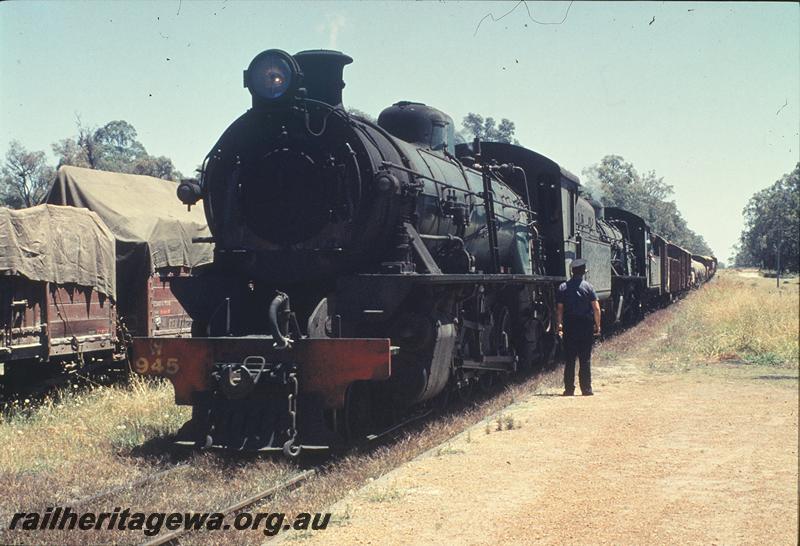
[132,49,714,455]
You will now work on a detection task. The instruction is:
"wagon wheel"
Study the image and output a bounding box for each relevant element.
[515,317,547,373]
[623,286,644,325]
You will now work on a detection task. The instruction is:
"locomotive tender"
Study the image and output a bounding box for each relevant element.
[131,49,713,455]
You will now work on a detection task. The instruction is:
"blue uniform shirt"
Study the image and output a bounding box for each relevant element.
[556,276,598,319]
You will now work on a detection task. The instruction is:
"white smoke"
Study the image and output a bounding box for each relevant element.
[319,14,346,49]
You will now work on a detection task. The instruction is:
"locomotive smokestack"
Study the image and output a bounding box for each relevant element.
[294,49,353,108]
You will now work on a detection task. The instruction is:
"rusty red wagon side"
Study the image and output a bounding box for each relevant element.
[0,205,119,390]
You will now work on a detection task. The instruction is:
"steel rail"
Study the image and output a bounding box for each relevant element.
[138,469,316,546]
[66,463,191,509]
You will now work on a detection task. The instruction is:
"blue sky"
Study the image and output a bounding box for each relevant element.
[1,1,798,261]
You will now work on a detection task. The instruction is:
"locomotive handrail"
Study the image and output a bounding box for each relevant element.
[480,161,501,273]
[379,160,536,218]
[299,97,357,137]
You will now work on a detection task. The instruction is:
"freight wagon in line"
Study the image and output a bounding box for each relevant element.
[0,205,119,390]
[44,166,214,340]
[1,167,213,392]
[691,254,718,286]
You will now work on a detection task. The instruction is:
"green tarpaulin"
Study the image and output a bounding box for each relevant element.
[44,166,213,273]
[0,204,116,297]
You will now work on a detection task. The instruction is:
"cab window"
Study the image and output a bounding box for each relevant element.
[561,187,574,238]
[431,121,455,155]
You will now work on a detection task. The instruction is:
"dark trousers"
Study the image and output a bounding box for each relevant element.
[563,315,593,393]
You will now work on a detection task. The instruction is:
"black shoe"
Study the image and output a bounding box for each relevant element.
[582,390,594,396]
[562,390,574,396]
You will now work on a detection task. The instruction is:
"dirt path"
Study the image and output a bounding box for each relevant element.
[297,354,798,544]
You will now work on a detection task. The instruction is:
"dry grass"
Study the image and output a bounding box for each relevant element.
[266,275,799,543]
[0,374,301,545]
[0,360,564,544]
[6,271,791,544]
[660,271,799,368]
[244,276,798,543]
[0,375,187,486]
[201,372,568,545]
[260,312,687,543]
[434,443,465,457]
[365,481,406,503]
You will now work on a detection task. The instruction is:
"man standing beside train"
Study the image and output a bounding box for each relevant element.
[556,259,602,396]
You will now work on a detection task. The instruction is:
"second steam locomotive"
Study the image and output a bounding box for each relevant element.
[132,49,715,455]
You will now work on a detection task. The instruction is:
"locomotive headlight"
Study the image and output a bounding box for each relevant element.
[244,49,301,101]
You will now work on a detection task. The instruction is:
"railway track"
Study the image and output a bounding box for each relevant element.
[47,409,430,545]
[138,470,316,546]
[3,367,574,546]
[66,463,192,509]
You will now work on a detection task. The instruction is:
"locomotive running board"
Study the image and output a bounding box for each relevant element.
[350,273,566,284]
[130,337,392,408]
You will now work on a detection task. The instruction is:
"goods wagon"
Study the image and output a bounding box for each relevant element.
[44,166,213,339]
[0,205,118,389]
